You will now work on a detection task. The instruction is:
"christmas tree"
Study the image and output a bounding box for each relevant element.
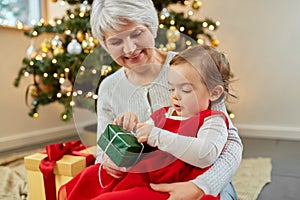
[14,0,220,121]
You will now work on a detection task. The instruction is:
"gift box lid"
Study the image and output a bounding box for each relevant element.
[99,124,143,152]
[98,124,145,167]
[24,146,96,177]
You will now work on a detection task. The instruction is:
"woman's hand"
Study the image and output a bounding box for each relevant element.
[102,153,128,179]
[136,123,153,143]
[113,112,138,131]
[150,182,204,200]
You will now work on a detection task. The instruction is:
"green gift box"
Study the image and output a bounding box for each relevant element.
[98,124,154,167]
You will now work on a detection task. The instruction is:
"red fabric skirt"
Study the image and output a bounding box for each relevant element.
[58,154,220,200]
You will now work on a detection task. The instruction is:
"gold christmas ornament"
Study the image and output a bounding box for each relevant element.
[51,0,58,2]
[211,39,220,47]
[166,26,180,43]
[29,85,39,97]
[81,39,95,53]
[192,0,202,10]
[93,38,99,46]
[76,30,84,42]
[81,40,89,51]
[41,39,52,53]
[53,44,65,56]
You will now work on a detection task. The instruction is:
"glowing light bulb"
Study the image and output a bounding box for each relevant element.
[80,66,86,71]
[32,31,38,36]
[209,25,215,31]
[188,10,194,16]
[92,94,98,99]
[77,90,83,95]
[24,72,30,77]
[16,21,23,29]
[31,19,36,26]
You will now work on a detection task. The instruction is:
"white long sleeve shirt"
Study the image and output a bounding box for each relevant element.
[147,108,228,168]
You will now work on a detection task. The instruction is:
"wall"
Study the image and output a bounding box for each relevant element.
[0,0,299,153]
[0,27,71,151]
[193,0,300,139]
[0,1,96,152]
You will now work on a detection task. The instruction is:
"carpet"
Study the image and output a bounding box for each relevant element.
[0,149,43,200]
[232,157,272,200]
[0,150,272,200]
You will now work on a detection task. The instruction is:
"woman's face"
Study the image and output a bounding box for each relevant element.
[105,22,156,69]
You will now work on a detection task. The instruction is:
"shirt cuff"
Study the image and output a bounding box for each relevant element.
[147,126,161,147]
[190,178,212,195]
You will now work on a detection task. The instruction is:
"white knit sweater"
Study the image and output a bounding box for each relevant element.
[96,51,243,196]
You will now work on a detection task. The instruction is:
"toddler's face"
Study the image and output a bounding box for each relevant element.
[167,63,211,118]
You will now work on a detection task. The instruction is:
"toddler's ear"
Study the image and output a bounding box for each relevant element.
[210,85,224,102]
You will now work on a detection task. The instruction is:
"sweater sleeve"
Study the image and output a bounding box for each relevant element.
[148,114,228,168]
[95,78,114,163]
[190,101,243,196]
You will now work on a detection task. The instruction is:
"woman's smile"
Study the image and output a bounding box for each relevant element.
[124,50,144,63]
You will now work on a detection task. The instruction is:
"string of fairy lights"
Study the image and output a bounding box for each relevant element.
[13,0,235,121]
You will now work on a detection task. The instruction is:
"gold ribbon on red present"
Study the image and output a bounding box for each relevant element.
[39,140,95,200]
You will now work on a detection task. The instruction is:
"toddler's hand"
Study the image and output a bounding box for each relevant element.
[113,112,138,131]
[136,123,153,143]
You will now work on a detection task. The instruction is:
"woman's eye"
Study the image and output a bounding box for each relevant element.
[110,40,122,46]
[132,30,143,38]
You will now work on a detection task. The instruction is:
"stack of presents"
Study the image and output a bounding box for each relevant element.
[24,124,151,199]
